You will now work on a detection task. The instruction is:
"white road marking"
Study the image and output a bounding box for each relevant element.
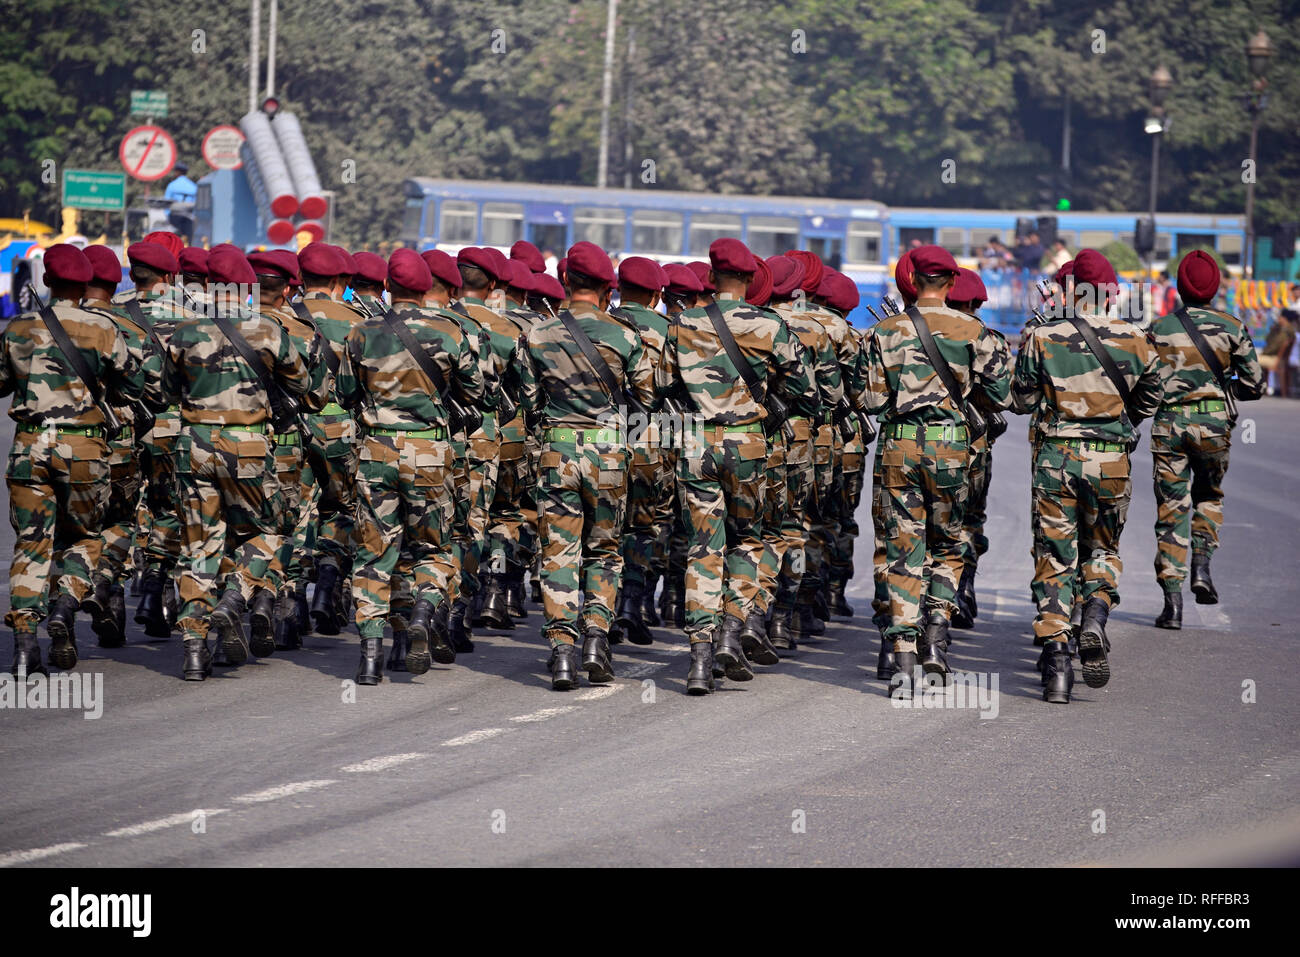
[104,809,229,838]
[576,684,624,701]
[618,661,670,679]
[0,842,87,867]
[442,728,509,747]
[341,753,428,773]
[509,707,579,723]
[233,779,337,804]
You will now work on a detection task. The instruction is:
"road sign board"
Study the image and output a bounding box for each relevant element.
[119,125,177,182]
[61,169,127,211]
[130,90,169,117]
[202,125,246,170]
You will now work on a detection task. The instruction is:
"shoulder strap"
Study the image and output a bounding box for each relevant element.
[1065,313,1134,417]
[904,305,965,409]
[121,298,175,368]
[557,308,637,414]
[208,308,282,410]
[704,301,765,403]
[1173,307,1228,389]
[36,303,113,418]
[378,307,453,406]
[448,301,471,320]
[607,306,644,335]
[292,301,339,376]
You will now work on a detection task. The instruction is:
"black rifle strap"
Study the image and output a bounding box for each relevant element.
[120,298,177,373]
[557,309,628,413]
[208,309,282,412]
[36,303,110,414]
[904,305,967,411]
[378,307,454,409]
[291,301,340,377]
[1064,312,1134,419]
[448,301,471,320]
[1173,307,1230,392]
[704,301,766,405]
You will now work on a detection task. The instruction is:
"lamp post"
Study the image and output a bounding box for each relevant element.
[1144,66,1172,290]
[1244,30,1273,278]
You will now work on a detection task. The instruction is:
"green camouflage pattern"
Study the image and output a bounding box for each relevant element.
[1150,305,1265,407]
[1151,410,1231,589]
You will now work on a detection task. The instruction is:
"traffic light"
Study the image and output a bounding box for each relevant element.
[260,96,281,119]
[1134,217,1156,254]
[1036,169,1072,212]
[1015,217,1036,239]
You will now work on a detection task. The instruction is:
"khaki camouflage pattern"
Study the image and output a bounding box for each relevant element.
[755,430,787,617]
[1150,305,1265,407]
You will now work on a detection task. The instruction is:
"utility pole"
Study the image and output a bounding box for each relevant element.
[597,0,619,189]
[266,0,278,99]
[249,0,261,114]
[623,22,636,189]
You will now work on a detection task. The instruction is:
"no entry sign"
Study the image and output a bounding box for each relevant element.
[119,125,177,182]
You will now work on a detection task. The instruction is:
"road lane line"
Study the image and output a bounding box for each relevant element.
[576,685,624,701]
[442,728,509,747]
[618,661,669,679]
[0,842,87,867]
[104,809,229,838]
[509,706,579,723]
[233,780,337,803]
[341,753,429,773]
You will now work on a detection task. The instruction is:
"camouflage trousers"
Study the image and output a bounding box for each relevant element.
[775,423,815,612]
[870,442,890,629]
[622,445,674,592]
[487,441,528,572]
[755,433,787,616]
[1151,409,1232,591]
[536,436,629,646]
[678,427,767,643]
[98,434,144,585]
[803,425,836,597]
[307,411,359,574]
[266,437,306,593]
[352,432,456,640]
[832,426,867,583]
[959,439,994,572]
[1030,440,1131,642]
[877,431,970,651]
[5,429,109,631]
[657,450,688,580]
[140,412,184,572]
[451,430,500,600]
[174,425,283,642]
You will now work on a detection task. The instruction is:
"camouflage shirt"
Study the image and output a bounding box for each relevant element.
[520,299,656,430]
[1150,305,1265,406]
[261,303,332,414]
[864,301,1012,425]
[773,301,844,418]
[0,299,144,428]
[657,293,812,427]
[810,304,866,410]
[164,302,312,426]
[612,302,670,373]
[1011,309,1163,442]
[298,291,368,369]
[83,296,171,416]
[335,303,484,431]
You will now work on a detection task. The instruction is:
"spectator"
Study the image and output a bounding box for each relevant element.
[981,236,1013,271]
[1261,308,1297,397]
[1048,238,1071,272]
[1017,232,1045,272]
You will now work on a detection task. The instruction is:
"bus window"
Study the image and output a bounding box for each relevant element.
[898,226,935,250]
[746,215,799,257]
[806,236,842,270]
[846,222,882,264]
[1176,233,1215,258]
[938,227,967,257]
[689,214,741,255]
[1078,230,1114,250]
[401,197,425,242]
[528,224,567,258]
[1219,232,1242,266]
[483,202,524,247]
[632,209,682,254]
[440,199,477,244]
[575,207,625,251]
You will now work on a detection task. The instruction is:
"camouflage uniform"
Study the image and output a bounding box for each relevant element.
[1011,310,1162,642]
[2,299,143,664]
[520,300,656,649]
[864,303,1011,654]
[957,327,1010,591]
[1148,306,1264,591]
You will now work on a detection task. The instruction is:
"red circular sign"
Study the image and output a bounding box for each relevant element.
[202,125,245,171]
[119,125,177,182]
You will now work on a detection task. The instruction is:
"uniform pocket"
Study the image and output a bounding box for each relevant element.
[236,438,270,480]
[6,444,34,482]
[736,435,768,461]
[597,451,627,490]
[68,458,107,485]
[1098,455,1131,499]
[932,447,969,489]
[1032,444,1065,493]
[881,447,909,488]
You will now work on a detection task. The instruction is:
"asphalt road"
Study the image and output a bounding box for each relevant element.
[1,399,1298,868]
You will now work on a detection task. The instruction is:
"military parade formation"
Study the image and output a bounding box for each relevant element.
[1,228,1264,704]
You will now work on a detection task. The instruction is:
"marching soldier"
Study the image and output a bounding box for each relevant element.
[335,250,484,684]
[520,241,656,690]
[2,245,144,675]
[657,239,811,694]
[350,251,390,316]
[1149,250,1264,627]
[864,246,1011,697]
[1010,249,1162,702]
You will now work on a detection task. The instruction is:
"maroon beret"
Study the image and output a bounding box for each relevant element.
[208,244,257,285]
[83,245,122,285]
[556,257,567,286]
[510,240,546,274]
[332,246,359,277]
[532,273,565,302]
[664,263,704,295]
[566,241,616,286]
[127,241,179,275]
[142,231,184,259]
[768,255,806,298]
[457,246,501,281]
[43,243,93,284]
[948,268,988,304]
[785,249,824,295]
[505,259,533,289]
[420,249,462,290]
[247,249,301,285]
[894,250,918,302]
[686,261,716,293]
[179,247,209,277]
[353,251,388,286]
[709,237,756,275]
[910,244,960,277]
[619,256,666,292]
[1072,249,1119,291]
[822,270,860,313]
[388,248,433,293]
[298,242,344,277]
[1177,249,1220,302]
[745,256,773,306]
[1053,260,1074,286]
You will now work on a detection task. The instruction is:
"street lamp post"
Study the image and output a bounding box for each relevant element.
[1244,30,1273,279]
[1144,66,1172,294]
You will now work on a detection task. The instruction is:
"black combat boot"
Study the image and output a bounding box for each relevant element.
[1040,639,1074,703]
[506,567,527,619]
[829,578,854,617]
[387,628,408,672]
[642,573,662,626]
[876,631,895,681]
[1154,590,1183,630]
[713,614,754,682]
[919,616,951,677]
[294,580,312,636]
[581,624,615,683]
[406,599,455,674]
[668,575,687,628]
[685,640,715,695]
[449,599,474,654]
[311,564,341,635]
[1067,601,1084,646]
[530,574,543,604]
[210,589,250,665]
[740,611,780,665]
[248,588,276,658]
[356,637,384,686]
[615,582,652,646]
[550,642,580,691]
[768,606,796,652]
[83,574,122,648]
[109,585,126,646]
[134,567,170,638]
[1190,551,1218,605]
[812,584,831,622]
[46,593,81,670]
[182,636,212,682]
[10,632,47,678]
[478,574,512,630]
[163,576,178,632]
[273,590,300,651]
[951,567,976,630]
[890,650,918,700]
[1077,597,1112,689]
[797,603,825,638]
